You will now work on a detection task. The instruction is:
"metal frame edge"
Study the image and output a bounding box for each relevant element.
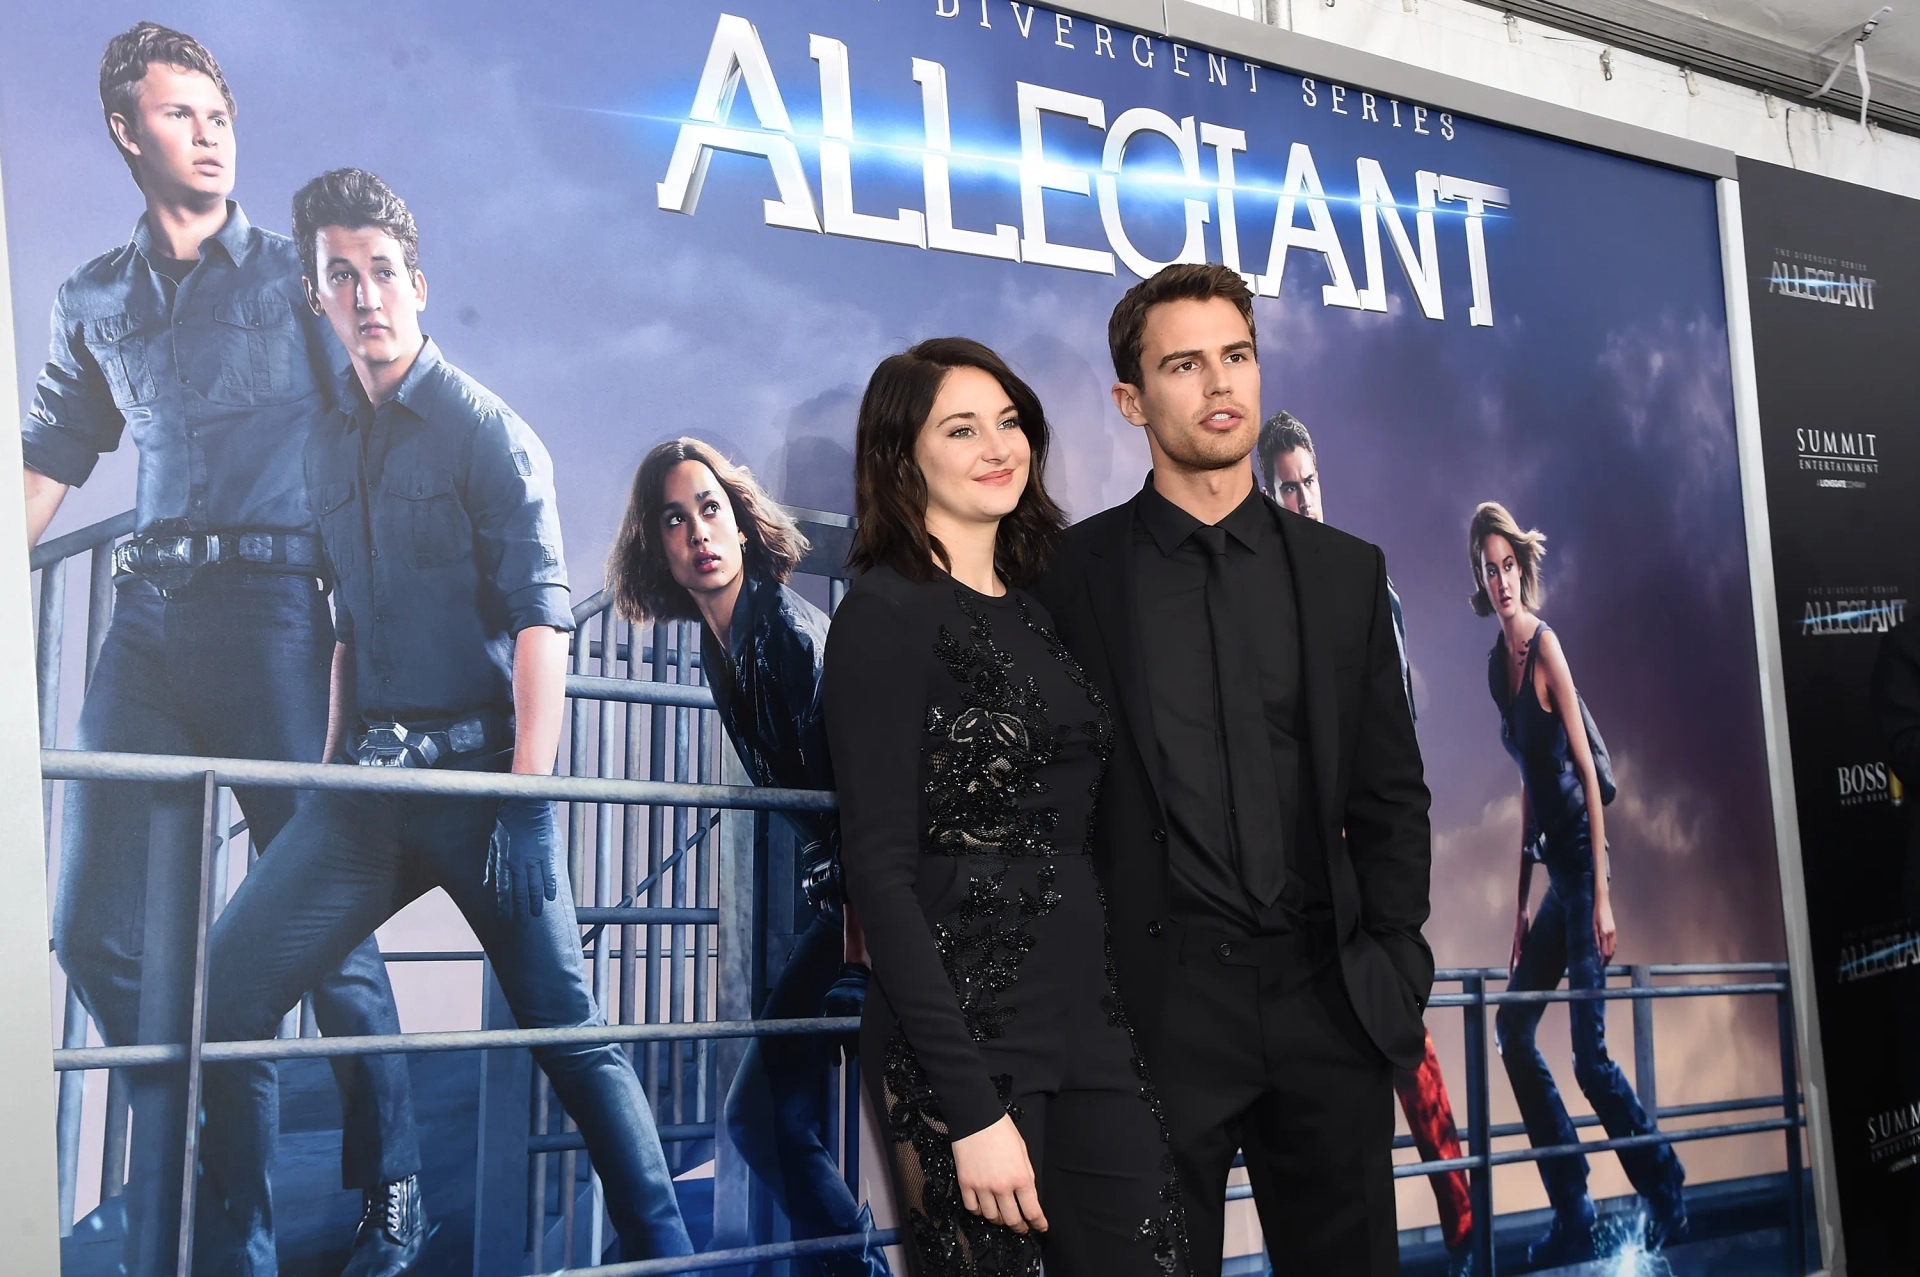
[1717,175,1845,1277]
[0,116,68,1277]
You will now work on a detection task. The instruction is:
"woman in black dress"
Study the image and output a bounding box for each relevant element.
[823,339,1184,1276]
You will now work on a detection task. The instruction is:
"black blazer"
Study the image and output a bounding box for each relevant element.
[1034,491,1435,1071]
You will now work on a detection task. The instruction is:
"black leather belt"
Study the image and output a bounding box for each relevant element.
[799,838,844,913]
[113,531,322,580]
[353,711,513,769]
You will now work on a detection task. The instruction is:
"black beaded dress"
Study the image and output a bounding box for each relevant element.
[822,565,1186,1277]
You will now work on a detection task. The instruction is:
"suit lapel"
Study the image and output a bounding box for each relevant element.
[1273,501,1343,857]
[1087,500,1167,811]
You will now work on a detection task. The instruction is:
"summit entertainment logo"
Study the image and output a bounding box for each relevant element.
[1797,427,1880,491]
[1768,247,1877,309]
[1869,1097,1920,1173]
[1802,585,1908,636]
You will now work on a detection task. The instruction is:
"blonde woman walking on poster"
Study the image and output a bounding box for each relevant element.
[1471,501,1686,1265]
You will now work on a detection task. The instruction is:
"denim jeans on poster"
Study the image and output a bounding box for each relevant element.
[50,571,418,1266]
[199,777,692,1275]
[1496,855,1685,1227]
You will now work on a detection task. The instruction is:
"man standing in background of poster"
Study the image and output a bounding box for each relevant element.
[1038,263,1433,1275]
[1256,411,1473,1273]
[196,168,693,1271]
[606,437,883,1277]
[19,25,420,1277]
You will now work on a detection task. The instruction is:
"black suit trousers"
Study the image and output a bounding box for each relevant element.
[1154,923,1398,1277]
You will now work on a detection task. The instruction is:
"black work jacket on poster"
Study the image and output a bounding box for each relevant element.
[1034,486,1435,1071]
[700,572,838,854]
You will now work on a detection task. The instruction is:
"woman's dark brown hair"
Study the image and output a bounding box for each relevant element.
[607,437,807,624]
[848,337,1065,585]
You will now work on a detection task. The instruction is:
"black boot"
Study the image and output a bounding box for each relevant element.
[341,1174,428,1277]
[1644,1200,1690,1252]
[1526,1212,1596,1267]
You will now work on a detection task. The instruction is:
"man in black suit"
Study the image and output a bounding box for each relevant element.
[1035,263,1433,1274]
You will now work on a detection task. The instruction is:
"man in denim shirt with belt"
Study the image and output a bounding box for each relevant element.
[197,168,692,1273]
[21,25,418,1277]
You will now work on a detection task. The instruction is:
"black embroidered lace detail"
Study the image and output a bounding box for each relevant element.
[1022,601,1115,855]
[881,589,1184,1275]
[883,863,1057,1274]
[1025,612,1188,1272]
[923,592,1070,857]
[934,864,1063,1043]
[882,1034,1043,1276]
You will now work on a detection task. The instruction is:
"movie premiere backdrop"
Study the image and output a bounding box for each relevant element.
[1,1,1804,1272]
[1740,156,1920,1274]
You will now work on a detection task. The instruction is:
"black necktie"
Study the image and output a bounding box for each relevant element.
[1195,524,1288,909]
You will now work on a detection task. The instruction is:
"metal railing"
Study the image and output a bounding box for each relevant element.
[32,508,867,1274]
[31,509,1810,1277]
[1385,963,1806,1275]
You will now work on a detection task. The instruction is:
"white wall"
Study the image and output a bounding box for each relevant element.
[1195,0,1920,197]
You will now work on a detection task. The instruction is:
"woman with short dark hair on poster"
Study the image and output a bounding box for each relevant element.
[1471,501,1687,1266]
[822,338,1186,1276]
[607,438,885,1277]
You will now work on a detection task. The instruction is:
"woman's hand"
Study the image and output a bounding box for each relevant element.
[1509,907,1530,979]
[951,1114,1047,1234]
[1593,889,1618,963]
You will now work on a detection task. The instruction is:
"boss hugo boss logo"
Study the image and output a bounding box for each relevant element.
[1802,585,1909,636]
[1767,247,1877,309]
[1838,923,1920,984]
[1868,1098,1920,1174]
[1837,760,1903,807]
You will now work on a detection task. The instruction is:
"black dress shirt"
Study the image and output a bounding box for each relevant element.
[307,338,572,720]
[1132,478,1330,935]
[22,202,341,537]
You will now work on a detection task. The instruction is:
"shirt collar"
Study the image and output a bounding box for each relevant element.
[130,200,254,269]
[336,336,444,430]
[1135,472,1270,556]
[727,572,769,666]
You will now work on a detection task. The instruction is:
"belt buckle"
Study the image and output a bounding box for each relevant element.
[151,536,193,570]
[355,723,442,769]
[354,724,414,768]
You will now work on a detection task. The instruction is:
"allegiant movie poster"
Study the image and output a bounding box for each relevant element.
[2,1,1809,1275]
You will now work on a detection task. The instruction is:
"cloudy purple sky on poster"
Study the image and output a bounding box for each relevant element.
[3,0,1787,1214]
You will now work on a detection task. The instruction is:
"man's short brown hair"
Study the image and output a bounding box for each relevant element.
[1107,262,1257,387]
[99,23,234,178]
[291,169,420,285]
[1256,411,1314,494]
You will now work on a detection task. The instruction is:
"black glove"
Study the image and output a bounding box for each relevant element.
[820,962,869,1061]
[486,797,558,920]
[820,961,870,1020]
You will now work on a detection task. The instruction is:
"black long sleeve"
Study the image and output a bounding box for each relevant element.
[823,583,1005,1139]
[1342,547,1435,1001]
